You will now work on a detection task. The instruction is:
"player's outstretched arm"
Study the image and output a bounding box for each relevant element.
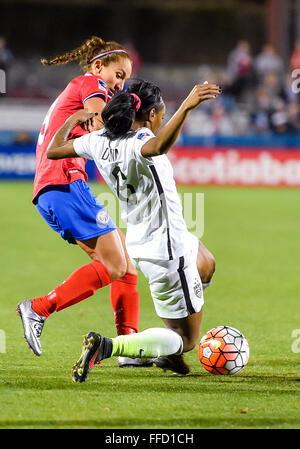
[141,83,221,158]
[47,110,97,159]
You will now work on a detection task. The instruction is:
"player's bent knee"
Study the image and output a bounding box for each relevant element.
[208,253,216,278]
[88,248,127,281]
[108,261,127,281]
[201,253,216,284]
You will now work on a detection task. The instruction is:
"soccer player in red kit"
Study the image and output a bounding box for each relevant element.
[17,36,151,367]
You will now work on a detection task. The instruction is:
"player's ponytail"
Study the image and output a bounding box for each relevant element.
[102,80,164,140]
[41,36,131,72]
[102,92,137,139]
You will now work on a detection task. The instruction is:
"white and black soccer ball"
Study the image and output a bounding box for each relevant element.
[198,325,250,375]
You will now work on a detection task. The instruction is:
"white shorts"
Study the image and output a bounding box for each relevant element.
[133,233,204,319]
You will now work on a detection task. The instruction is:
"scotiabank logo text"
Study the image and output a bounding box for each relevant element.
[169,148,300,186]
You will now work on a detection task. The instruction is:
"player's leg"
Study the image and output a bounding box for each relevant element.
[115,227,137,276]
[75,232,126,282]
[17,230,125,356]
[77,228,147,368]
[71,239,211,380]
[17,182,126,356]
[78,226,149,367]
[64,182,141,356]
[109,311,204,370]
[151,239,211,372]
[31,182,127,312]
[71,251,205,382]
[109,227,140,336]
[152,239,215,370]
[196,239,215,288]
[109,227,147,367]
[161,309,203,353]
[149,311,203,376]
[142,247,205,374]
[72,327,185,382]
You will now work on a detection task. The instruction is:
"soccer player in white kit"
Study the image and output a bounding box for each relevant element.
[47,80,221,382]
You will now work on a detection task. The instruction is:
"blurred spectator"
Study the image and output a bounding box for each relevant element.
[290,40,300,72]
[254,44,284,83]
[287,101,300,133]
[265,98,300,135]
[251,85,274,133]
[226,40,254,100]
[0,36,14,71]
[262,72,287,102]
[269,101,290,134]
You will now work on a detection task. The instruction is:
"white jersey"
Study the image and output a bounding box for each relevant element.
[73,127,192,260]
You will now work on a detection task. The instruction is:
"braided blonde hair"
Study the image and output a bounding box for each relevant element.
[41,36,131,72]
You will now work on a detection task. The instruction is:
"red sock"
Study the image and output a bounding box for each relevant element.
[110,273,140,335]
[32,261,111,318]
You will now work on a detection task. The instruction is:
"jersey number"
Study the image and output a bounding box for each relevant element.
[37,98,59,146]
[112,166,136,204]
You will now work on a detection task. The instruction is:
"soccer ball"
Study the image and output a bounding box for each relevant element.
[198,325,250,375]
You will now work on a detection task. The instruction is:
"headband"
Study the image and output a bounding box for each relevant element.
[131,93,141,112]
[87,49,128,64]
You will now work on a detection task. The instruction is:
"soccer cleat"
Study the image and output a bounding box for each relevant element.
[117,356,154,368]
[153,354,190,375]
[72,332,113,383]
[17,300,46,356]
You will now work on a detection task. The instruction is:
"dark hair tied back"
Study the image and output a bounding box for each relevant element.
[130,94,141,112]
[102,92,136,140]
[102,80,163,140]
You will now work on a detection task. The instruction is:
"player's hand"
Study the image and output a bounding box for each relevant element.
[68,110,99,132]
[182,83,221,111]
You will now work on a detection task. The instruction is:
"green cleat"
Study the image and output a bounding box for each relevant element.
[72,332,113,383]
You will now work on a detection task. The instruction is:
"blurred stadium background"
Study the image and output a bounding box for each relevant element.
[0,0,300,184]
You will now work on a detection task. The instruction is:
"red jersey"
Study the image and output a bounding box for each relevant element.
[33,72,113,202]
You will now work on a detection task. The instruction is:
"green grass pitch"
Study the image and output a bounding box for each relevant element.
[0,181,299,429]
